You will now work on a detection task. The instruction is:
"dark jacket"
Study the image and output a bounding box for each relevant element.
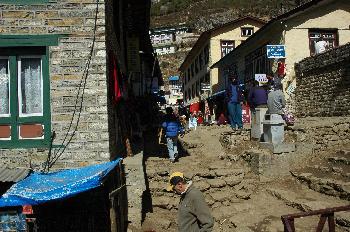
[178,183,214,232]
[225,84,243,103]
[162,114,184,137]
[248,86,268,107]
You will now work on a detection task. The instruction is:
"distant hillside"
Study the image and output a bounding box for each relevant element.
[151,0,308,31]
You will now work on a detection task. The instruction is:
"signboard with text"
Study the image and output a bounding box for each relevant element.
[255,74,268,83]
[201,83,210,91]
[267,45,286,58]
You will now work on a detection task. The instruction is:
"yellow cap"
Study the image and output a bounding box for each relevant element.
[166,172,184,192]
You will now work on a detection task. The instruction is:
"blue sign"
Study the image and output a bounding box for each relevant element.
[267,45,286,58]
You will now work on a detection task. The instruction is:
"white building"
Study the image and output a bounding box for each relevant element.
[167,76,183,105]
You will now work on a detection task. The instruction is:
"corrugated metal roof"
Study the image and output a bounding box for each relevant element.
[0,166,30,183]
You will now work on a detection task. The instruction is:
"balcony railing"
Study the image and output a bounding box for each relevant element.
[281,205,350,232]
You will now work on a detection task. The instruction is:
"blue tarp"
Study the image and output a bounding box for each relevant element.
[0,159,122,207]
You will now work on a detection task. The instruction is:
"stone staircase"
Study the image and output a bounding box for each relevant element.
[144,154,255,232]
[142,125,350,231]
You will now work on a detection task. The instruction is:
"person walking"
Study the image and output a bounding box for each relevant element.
[188,112,198,130]
[226,76,244,129]
[166,172,214,232]
[162,107,184,163]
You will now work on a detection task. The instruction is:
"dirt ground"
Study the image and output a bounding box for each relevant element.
[140,124,350,232]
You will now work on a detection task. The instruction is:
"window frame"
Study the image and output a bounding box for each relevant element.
[241,27,254,37]
[220,40,235,58]
[0,34,59,149]
[18,55,44,118]
[0,0,49,4]
[308,29,338,56]
[0,56,11,118]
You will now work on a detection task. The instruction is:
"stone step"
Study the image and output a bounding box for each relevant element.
[267,186,350,228]
[329,157,350,166]
[329,150,350,165]
[305,164,350,179]
[291,171,350,201]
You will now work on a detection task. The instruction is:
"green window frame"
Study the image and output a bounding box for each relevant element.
[0,0,49,4]
[0,35,59,149]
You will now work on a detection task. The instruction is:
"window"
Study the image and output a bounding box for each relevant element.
[0,0,48,4]
[0,58,10,117]
[18,56,43,117]
[0,47,51,148]
[204,45,209,64]
[244,45,271,82]
[191,64,194,78]
[220,40,235,58]
[308,30,338,56]
[199,52,203,70]
[195,57,199,74]
[0,34,60,148]
[241,27,254,37]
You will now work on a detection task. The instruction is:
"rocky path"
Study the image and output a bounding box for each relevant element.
[140,125,350,232]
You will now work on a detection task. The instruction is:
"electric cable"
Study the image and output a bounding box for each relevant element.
[48,0,100,169]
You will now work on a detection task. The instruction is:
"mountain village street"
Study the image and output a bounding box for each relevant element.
[125,118,350,232]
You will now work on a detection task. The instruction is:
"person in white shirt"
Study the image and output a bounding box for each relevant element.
[315,37,328,54]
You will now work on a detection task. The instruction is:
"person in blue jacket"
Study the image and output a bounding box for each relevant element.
[162,107,184,163]
[225,76,244,129]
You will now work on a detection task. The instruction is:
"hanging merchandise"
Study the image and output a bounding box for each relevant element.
[277,61,286,77]
[190,102,200,113]
[110,53,122,103]
[242,104,251,124]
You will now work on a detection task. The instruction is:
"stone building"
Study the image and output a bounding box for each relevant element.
[212,0,350,113]
[179,16,265,105]
[0,0,157,169]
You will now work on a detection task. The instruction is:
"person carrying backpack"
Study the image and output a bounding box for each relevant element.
[162,107,184,163]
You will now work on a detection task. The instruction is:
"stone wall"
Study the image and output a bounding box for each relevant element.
[290,117,350,153]
[295,43,350,117]
[0,0,109,169]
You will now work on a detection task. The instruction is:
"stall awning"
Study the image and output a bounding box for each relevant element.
[208,90,226,99]
[0,159,122,207]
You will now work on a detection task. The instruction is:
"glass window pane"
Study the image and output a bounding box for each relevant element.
[0,59,10,115]
[19,57,43,115]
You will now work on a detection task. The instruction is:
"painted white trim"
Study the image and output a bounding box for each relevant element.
[0,57,10,117]
[18,56,44,117]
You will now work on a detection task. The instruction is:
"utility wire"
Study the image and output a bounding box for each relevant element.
[48,0,100,169]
